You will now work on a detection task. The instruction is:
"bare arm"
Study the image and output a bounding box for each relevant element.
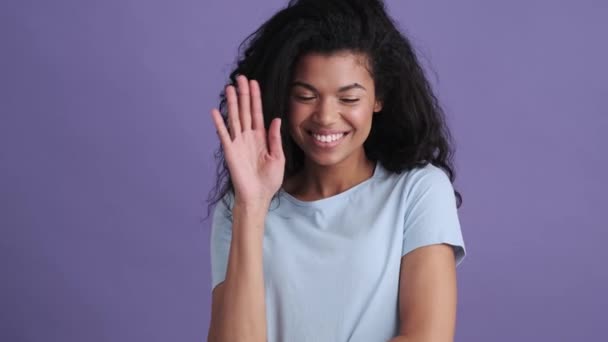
[208,203,268,342]
[390,244,458,342]
[207,75,284,342]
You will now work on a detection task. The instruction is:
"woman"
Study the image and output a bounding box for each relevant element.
[207,0,466,341]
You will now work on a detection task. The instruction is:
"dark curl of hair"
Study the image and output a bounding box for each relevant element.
[207,0,462,216]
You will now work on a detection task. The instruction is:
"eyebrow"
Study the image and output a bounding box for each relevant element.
[291,81,367,93]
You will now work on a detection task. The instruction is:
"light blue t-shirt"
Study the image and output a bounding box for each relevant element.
[210,162,466,342]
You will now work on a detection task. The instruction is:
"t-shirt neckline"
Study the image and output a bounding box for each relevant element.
[278,161,383,208]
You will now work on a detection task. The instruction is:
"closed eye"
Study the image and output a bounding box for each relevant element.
[341,98,360,103]
[294,95,316,101]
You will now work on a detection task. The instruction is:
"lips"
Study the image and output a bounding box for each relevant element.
[307,129,349,135]
[317,133,342,142]
[307,129,349,138]
[306,130,350,148]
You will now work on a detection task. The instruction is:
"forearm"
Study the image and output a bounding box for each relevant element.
[215,203,268,342]
[389,337,416,342]
[389,337,408,342]
[389,335,451,342]
[389,337,415,342]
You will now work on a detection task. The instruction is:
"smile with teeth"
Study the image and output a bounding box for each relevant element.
[311,132,346,143]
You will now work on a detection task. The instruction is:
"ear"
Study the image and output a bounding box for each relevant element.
[373,99,383,113]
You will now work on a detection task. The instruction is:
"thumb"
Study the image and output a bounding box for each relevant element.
[268,118,284,159]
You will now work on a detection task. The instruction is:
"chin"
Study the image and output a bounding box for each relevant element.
[303,152,347,168]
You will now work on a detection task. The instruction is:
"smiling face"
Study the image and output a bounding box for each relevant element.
[288,51,382,168]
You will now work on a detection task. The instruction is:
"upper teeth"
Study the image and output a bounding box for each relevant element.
[312,133,344,142]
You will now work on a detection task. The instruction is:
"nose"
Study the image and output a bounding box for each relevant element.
[312,97,339,126]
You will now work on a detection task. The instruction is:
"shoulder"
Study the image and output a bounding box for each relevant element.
[383,163,454,197]
[409,163,453,191]
[379,163,459,219]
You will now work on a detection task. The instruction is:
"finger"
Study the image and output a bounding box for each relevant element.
[226,85,241,139]
[250,79,264,131]
[268,118,284,159]
[236,75,252,131]
[211,108,231,149]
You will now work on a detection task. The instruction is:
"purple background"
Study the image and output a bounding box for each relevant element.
[1,0,606,341]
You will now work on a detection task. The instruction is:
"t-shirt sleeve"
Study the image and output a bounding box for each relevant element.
[402,166,466,266]
[210,195,234,290]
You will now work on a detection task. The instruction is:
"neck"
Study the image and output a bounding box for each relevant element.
[289,151,376,201]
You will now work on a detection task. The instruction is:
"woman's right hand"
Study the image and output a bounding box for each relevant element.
[211,75,285,208]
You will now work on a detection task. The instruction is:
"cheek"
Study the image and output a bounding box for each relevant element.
[287,106,304,139]
[347,107,374,130]
[287,103,309,127]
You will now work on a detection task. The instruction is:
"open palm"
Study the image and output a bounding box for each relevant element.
[211,75,285,206]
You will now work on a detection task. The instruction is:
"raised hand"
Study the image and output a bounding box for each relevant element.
[211,75,285,207]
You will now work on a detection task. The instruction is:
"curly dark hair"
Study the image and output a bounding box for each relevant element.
[206,0,462,217]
